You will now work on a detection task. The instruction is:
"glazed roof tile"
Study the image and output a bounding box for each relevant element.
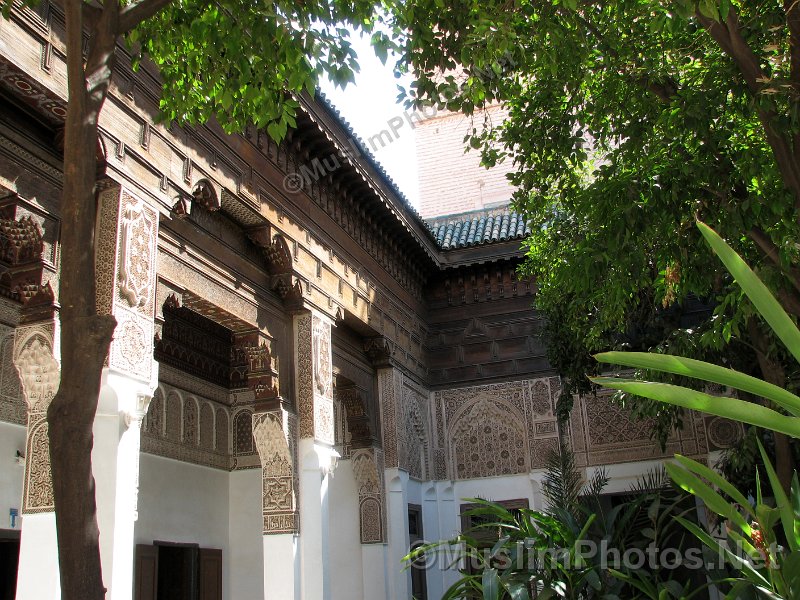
[427,207,530,250]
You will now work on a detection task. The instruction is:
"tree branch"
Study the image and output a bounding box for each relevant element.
[748,226,800,315]
[119,0,174,34]
[699,8,800,210]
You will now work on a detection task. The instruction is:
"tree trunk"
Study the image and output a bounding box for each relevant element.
[748,319,795,494]
[46,0,118,598]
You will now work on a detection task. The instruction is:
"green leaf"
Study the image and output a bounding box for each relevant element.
[595,351,800,416]
[591,377,800,438]
[675,517,771,588]
[482,568,501,600]
[784,552,800,598]
[756,438,798,551]
[673,454,755,518]
[698,221,800,365]
[665,462,751,534]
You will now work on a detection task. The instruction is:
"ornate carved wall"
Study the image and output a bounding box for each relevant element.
[351,448,386,544]
[14,323,59,513]
[97,184,158,383]
[141,369,233,470]
[252,409,298,534]
[0,323,24,425]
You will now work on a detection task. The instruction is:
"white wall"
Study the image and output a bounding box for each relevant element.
[228,468,264,600]
[328,459,364,600]
[136,454,230,597]
[0,421,25,531]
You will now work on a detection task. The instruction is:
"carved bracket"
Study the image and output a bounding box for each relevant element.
[336,385,377,449]
[0,203,55,321]
[232,331,279,400]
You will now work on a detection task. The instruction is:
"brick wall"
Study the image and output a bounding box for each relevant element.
[415,105,516,218]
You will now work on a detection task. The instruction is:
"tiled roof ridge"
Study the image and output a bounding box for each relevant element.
[425,204,531,250]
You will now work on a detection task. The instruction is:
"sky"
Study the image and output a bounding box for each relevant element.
[318,32,421,209]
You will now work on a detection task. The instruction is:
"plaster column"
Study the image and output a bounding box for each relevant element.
[422,483,444,600]
[385,468,411,600]
[294,311,337,600]
[14,321,61,600]
[253,407,299,600]
[436,481,460,593]
[94,182,159,600]
[98,374,154,600]
[351,447,389,599]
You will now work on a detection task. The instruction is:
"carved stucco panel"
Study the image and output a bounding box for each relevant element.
[109,306,153,380]
[378,368,401,469]
[398,385,428,480]
[117,192,157,313]
[140,382,232,470]
[352,447,386,544]
[0,327,24,425]
[449,394,529,480]
[14,325,58,513]
[295,312,334,444]
[22,412,53,513]
[253,410,297,534]
[295,313,314,439]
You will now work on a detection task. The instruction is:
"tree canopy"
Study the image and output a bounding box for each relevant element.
[385,0,800,440]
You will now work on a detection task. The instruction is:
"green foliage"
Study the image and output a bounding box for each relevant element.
[594,222,800,437]
[384,0,800,432]
[596,222,800,597]
[406,446,706,600]
[133,0,381,139]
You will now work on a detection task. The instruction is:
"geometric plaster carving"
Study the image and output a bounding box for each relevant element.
[449,395,529,480]
[253,410,297,534]
[14,327,58,514]
[118,197,156,309]
[14,333,59,413]
[352,447,386,543]
[296,313,334,445]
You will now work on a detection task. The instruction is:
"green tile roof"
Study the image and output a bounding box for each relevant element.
[427,209,530,249]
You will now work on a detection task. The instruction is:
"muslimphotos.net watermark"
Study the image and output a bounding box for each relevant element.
[406,538,779,573]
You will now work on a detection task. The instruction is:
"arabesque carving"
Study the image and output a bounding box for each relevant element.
[352,448,386,543]
[253,411,297,534]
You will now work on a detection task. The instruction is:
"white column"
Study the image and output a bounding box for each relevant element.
[253,408,299,599]
[422,483,443,600]
[299,439,337,600]
[15,513,60,599]
[264,534,299,599]
[96,370,154,600]
[14,323,60,600]
[293,311,337,600]
[437,482,460,592]
[94,183,159,600]
[361,544,390,600]
[385,468,411,600]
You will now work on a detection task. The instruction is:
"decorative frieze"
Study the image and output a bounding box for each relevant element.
[141,383,232,470]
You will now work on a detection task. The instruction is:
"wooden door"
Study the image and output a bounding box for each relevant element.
[198,548,222,600]
[134,545,158,600]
